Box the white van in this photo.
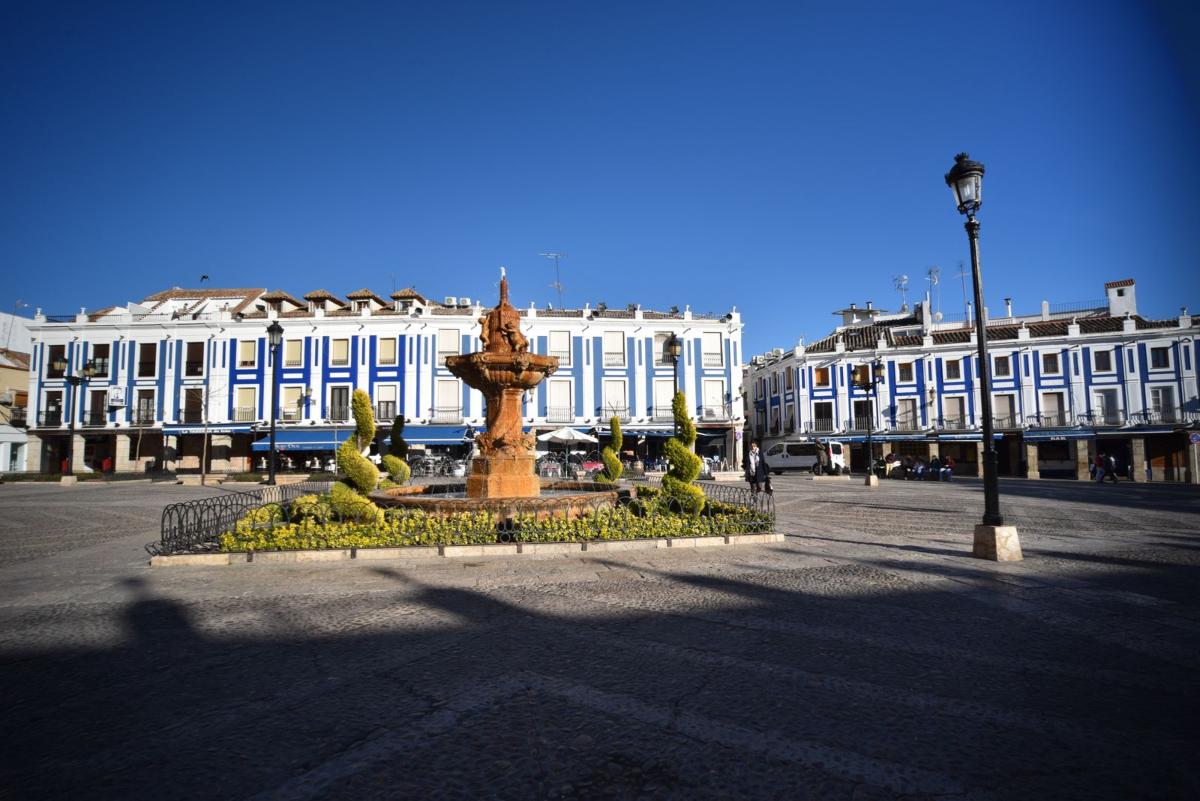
[763,440,846,475]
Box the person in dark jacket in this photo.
[743,441,771,494]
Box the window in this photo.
[785,369,794,391]
[284,340,303,368]
[1041,352,1060,375]
[993,355,1011,378]
[602,378,627,417]
[375,384,397,421]
[548,331,571,366]
[436,329,459,366]
[1149,386,1176,421]
[43,390,63,426]
[1093,389,1119,424]
[942,396,966,428]
[91,343,110,377]
[814,367,830,387]
[87,389,107,425]
[1041,392,1066,426]
[652,333,674,366]
[135,389,156,424]
[770,373,778,394]
[783,402,795,431]
[944,359,962,381]
[653,378,674,418]
[183,342,205,377]
[377,338,397,366]
[138,342,158,377]
[701,332,723,367]
[602,331,626,367]
[812,401,834,431]
[329,386,350,420]
[180,387,203,423]
[896,397,918,429]
[702,379,726,419]
[1150,346,1170,370]
[46,345,66,378]
[547,380,573,422]
[237,340,256,369]
[993,394,1015,427]
[435,379,461,421]
[898,362,914,383]
[234,387,257,421]
[1092,349,1113,373]
[330,339,350,367]
[280,386,303,420]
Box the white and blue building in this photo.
[24,285,744,474]
[747,279,1199,483]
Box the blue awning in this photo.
[252,429,353,452]
[1023,429,1093,442]
[935,432,1004,441]
[163,423,252,435]
[384,425,471,445]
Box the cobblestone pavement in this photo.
[1,477,1198,800]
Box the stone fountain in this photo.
[371,271,619,520]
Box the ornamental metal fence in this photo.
[152,476,773,556]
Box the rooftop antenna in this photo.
[540,252,566,309]
[925,265,941,320]
[892,274,909,310]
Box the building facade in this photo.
[24,286,744,474]
[746,279,1199,483]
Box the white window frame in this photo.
[702,378,726,418]
[1149,384,1175,413]
[942,395,967,424]
[134,388,158,423]
[435,378,461,415]
[1148,345,1172,371]
[377,337,398,366]
[814,366,831,388]
[546,379,574,421]
[283,339,303,368]
[330,338,350,367]
[993,354,1011,378]
[602,331,626,368]
[602,378,627,415]
[548,331,572,367]
[943,358,962,381]
[236,339,257,370]
[897,362,915,384]
[1091,348,1114,374]
[137,341,160,378]
[436,329,460,366]
[327,384,352,419]
[234,386,257,422]
[1041,351,1062,376]
[279,385,304,421]
[701,332,724,368]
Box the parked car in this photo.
[764,440,846,475]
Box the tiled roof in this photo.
[302,289,346,305]
[345,288,387,303]
[0,348,31,370]
[1104,279,1135,288]
[260,289,304,306]
[1135,317,1181,330]
[140,287,265,315]
[390,287,426,301]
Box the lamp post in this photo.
[53,356,97,478]
[266,321,284,485]
[944,152,1022,560]
[665,333,683,438]
[853,360,885,486]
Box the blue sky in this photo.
[2,1,1197,356]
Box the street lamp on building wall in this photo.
[664,333,683,438]
[944,153,1022,561]
[853,360,885,487]
[266,321,284,485]
[51,355,97,479]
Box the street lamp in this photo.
[266,321,284,485]
[664,333,683,438]
[53,356,97,478]
[853,360,885,487]
[944,152,1022,561]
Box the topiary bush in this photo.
[329,481,384,523]
[598,415,623,483]
[381,454,411,485]
[661,391,705,514]
[336,389,380,494]
[389,417,409,460]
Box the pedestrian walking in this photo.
[1094,453,1106,483]
[1105,453,1119,484]
[743,440,771,494]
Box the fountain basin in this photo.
[369,480,620,523]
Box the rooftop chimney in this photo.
[1004,297,1013,318]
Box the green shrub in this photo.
[329,481,384,523]
[336,388,380,493]
[598,416,623,483]
[661,391,705,514]
[381,454,410,485]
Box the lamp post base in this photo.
[864,474,879,488]
[972,524,1023,561]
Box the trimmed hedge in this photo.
[598,415,623,483]
[336,388,380,493]
[381,454,410,485]
[662,391,705,513]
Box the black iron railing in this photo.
[432,406,463,423]
[546,406,574,423]
[180,410,204,424]
[808,418,836,433]
[38,410,64,427]
[233,407,257,422]
[328,405,350,422]
[1027,412,1070,427]
[184,360,204,377]
[83,411,107,426]
[699,404,729,421]
[651,406,674,422]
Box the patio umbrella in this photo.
[536,427,599,472]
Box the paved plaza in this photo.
[1,476,1198,800]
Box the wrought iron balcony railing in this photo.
[599,405,630,422]
[1075,411,1124,427]
[699,404,729,421]
[546,406,574,423]
[1130,408,1187,425]
[232,406,258,423]
[891,415,921,431]
[132,408,157,426]
[1026,412,1070,427]
[603,352,625,367]
[432,406,463,423]
[651,405,674,422]
[327,405,350,422]
[937,415,971,430]
[375,402,396,422]
[38,410,64,426]
[179,410,204,424]
[808,418,836,433]
[702,353,723,368]
[8,406,27,426]
[992,414,1023,429]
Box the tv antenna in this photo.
[540,252,566,308]
[892,274,909,310]
[925,265,941,319]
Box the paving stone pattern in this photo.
[1,477,1198,800]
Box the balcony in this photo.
[846,417,876,432]
[432,406,463,423]
[891,415,921,431]
[699,404,729,421]
[1076,411,1124,427]
[179,409,204,424]
[1026,412,1070,428]
[546,406,574,423]
[232,407,258,423]
[602,352,625,367]
[992,414,1022,429]
[937,415,971,431]
[375,402,397,422]
[548,350,571,366]
[1131,408,1189,425]
[279,407,303,422]
[702,353,723,368]
[328,405,350,422]
[808,418,836,433]
[599,405,630,422]
[8,406,27,426]
[184,360,204,377]
[81,410,107,426]
[132,408,157,426]
[38,410,63,427]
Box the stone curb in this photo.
[148,533,783,567]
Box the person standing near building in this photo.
[1104,452,1119,484]
[1094,453,1106,483]
[743,441,770,494]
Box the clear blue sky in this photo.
[3,1,1197,356]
